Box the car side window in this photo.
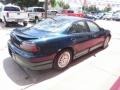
[87,21,100,32]
[69,21,88,33]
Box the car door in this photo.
[68,21,92,58]
[86,20,105,51]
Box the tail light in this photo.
[20,41,40,53]
[7,12,9,17]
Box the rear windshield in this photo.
[4,7,20,11]
[33,18,72,33]
[34,8,45,12]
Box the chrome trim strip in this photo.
[89,43,103,52]
[74,49,89,59]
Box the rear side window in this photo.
[34,8,45,12]
[87,21,100,32]
[4,7,20,11]
[69,21,88,33]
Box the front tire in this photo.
[0,19,2,22]
[53,49,73,70]
[35,16,39,23]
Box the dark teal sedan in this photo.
[8,16,111,70]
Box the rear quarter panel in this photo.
[35,35,73,56]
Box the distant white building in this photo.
[87,0,120,11]
[65,0,83,11]
[38,0,83,11]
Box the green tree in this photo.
[57,0,70,9]
[63,4,70,9]
[50,0,56,8]
[104,6,111,12]
[37,2,44,7]
[11,0,39,7]
[83,5,100,13]
[58,0,64,8]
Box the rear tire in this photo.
[35,16,39,23]
[23,21,27,26]
[4,17,10,27]
[53,49,73,70]
[0,19,2,22]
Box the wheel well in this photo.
[59,47,74,56]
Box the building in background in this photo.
[87,0,120,11]
[63,0,120,11]
[1,0,120,11]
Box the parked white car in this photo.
[27,7,45,22]
[47,10,58,18]
[0,4,28,26]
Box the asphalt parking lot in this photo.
[0,20,120,90]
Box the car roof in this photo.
[54,16,87,22]
[4,4,20,8]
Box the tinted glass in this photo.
[69,21,88,33]
[4,7,20,11]
[33,18,72,33]
[34,8,45,12]
[87,21,100,32]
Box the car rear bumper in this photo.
[8,41,53,70]
[6,18,28,22]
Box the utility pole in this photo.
[45,0,48,18]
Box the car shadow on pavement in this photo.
[3,57,64,86]
[3,48,104,87]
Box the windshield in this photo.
[4,6,20,11]
[33,18,72,33]
[34,8,45,12]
